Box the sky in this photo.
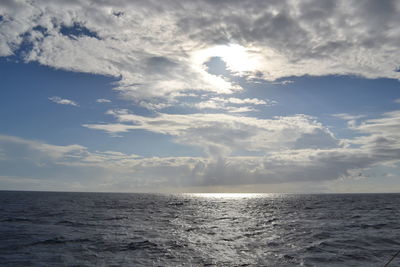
[0,0,400,193]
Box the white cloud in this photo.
[348,111,400,162]
[81,109,400,190]
[0,135,86,159]
[0,135,140,168]
[225,106,257,113]
[83,109,341,157]
[332,113,365,120]
[2,109,400,191]
[96,98,111,103]
[190,96,276,112]
[0,123,399,192]
[351,111,400,136]
[49,96,79,106]
[271,80,294,85]
[1,0,399,106]
[209,97,273,106]
[2,1,400,192]
[82,123,137,134]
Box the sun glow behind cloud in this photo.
[192,44,263,74]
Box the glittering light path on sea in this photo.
[0,192,400,266]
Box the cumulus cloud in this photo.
[1,0,400,107]
[49,96,79,106]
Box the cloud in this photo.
[332,113,365,120]
[82,123,137,134]
[1,0,399,107]
[224,97,272,105]
[96,98,111,103]
[49,96,79,106]
[0,135,141,169]
[349,111,400,162]
[2,1,400,192]
[80,109,399,189]
[83,109,341,157]
[351,111,400,136]
[190,96,276,112]
[271,80,294,85]
[2,110,400,191]
[0,135,86,159]
[1,115,400,191]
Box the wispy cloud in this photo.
[96,98,111,103]
[332,113,365,120]
[190,96,276,112]
[49,96,79,106]
[83,109,341,156]
[271,80,294,85]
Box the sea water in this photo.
[0,191,399,266]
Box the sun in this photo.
[193,44,262,74]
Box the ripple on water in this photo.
[0,192,400,266]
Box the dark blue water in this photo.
[0,192,399,266]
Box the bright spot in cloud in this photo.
[193,44,263,74]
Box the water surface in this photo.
[0,191,399,266]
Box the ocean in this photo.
[0,191,399,266]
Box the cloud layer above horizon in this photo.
[1,107,400,192]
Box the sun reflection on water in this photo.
[186,193,270,199]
